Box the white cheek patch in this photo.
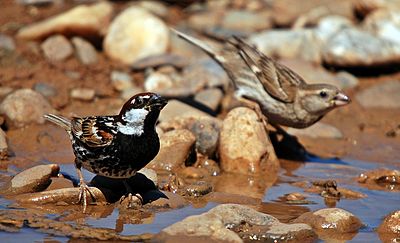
[118,108,149,135]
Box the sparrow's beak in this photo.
[147,94,168,110]
[333,92,351,106]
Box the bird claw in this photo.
[78,182,96,212]
[119,193,143,209]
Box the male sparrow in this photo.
[173,29,350,129]
[44,92,167,210]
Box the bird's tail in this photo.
[44,114,71,131]
[171,28,226,64]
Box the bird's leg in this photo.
[75,160,96,212]
[119,180,142,209]
[237,97,269,130]
[271,124,306,156]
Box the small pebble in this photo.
[70,88,95,101]
[111,70,133,91]
[71,37,98,65]
[41,35,73,61]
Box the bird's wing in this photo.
[232,36,304,103]
[71,116,116,147]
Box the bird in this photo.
[44,92,167,210]
[172,29,350,130]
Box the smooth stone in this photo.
[356,80,400,108]
[358,168,400,188]
[287,122,343,139]
[104,6,169,65]
[378,210,400,234]
[17,2,113,40]
[314,15,353,43]
[0,89,55,127]
[218,107,280,175]
[249,29,321,63]
[1,164,59,195]
[0,128,8,160]
[0,87,14,99]
[33,82,57,98]
[41,35,73,61]
[110,70,133,92]
[364,9,400,45]
[294,208,363,233]
[131,54,187,70]
[197,157,220,176]
[0,34,16,52]
[146,190,187,209]
[70,88,95,101]
[158,100,210,123]
[136,0,168,18]
[45,177,74,191]
[71,37,98,65]
[185,58,230,89]
[221,10,272,32]
[194,88,223,111]
[183,181,212,197]
[147,129,196,171]
[321,28,400,67]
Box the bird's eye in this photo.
[135,97,143,105]
[319,91,327,98]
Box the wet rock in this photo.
[41,35,73,62]
[0,34,16,52]
[287,122,343,139]
[17,2,113,40]
[386,124,400,138]
[221,10,272,33]
[131,54,186,71]
[183,181,212,197]
[364,9,400,45]
[0,128,8,160]
[33,82,57,98]
[110,70,133,92]
[321,28,400,67]
[249,29,321,63]
[356,80,400,108]
[179,167,208,179]
[194,88,223,111]
[146,190,187,209]
[45,177,74,191]
[104,6,169,65]
[0,89,55,127]
[147,129,196,171]
[71,37,98,65]
[70,88,95,101]
[197,157,220,176]
[158,100,210,123]
[336,71,359,89]
[1,164,59,195]
[15,187,106,205]
[159,174,185,193]
[358,168,400,190]
[378,210,400,234]
[218,107,279,175]
[294,208,363,233]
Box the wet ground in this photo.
[1,0,400,242]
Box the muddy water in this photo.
[1,153,398,242]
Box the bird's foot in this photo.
[119,193,143,209]
[238,97,269,130]
[78,182,96,212]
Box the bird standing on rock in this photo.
[44,92,167,210]
[173,29,350,129]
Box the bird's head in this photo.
[118,92,167,135]
[298,84,350,116]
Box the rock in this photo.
[0,128,8,160]
[157,204,313,242]
[356,80,400,108]
[194,88,223,111]
[321,28,400,67]
[159,116,221,157]
[14,187,106,205]
[183,181,212,197]
[1,164,60,195]
[33,82,57,98]
[16,0,61,6]
[364,9,400,45]
[378,210,400,234]
[0,34,16,52]
[41,35,73,62]
[294,208,363,233]
[136,0,168,18]
[185,59,230,89]
[249,29,322,63]
[45,177,74,191]
[110,70,133,92]
[218,107,279,175]
[358,168,400,190]
[70,88,95,101]
[221,10,272,33]
[120,86,144,101]
[147,129,196,171]
[0,89,55,127]
[71,37,98,65]
[287,122,343,139]
[314,15,353,44]
[0,87,14,99]
[147,190,187,209]
[17,2,113,40]
[158,100,210,123]
[179,167,208,179]
[131,54,187,71]
[197,157,220,176]
[336,71,359,89]
[104,6,169,65]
